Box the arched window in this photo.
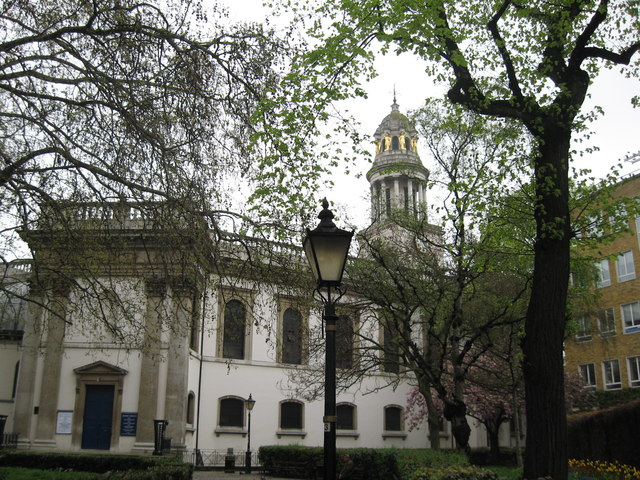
[281,308,303,364]
[218,397,245,428]
[392,136,400,150]
[280,400,304,430]
[336,403,356,431]
[223,300,246,359]
[187,391,196,425]
[336,315,354,369]
[384,405,403,431]
[383,324,400,373]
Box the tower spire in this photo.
[392,85,399,111]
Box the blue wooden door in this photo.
[81,385,114,450]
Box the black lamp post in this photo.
[303,199,353,480]
[245,393,256,474]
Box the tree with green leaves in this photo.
[275,1,639,476]
[0,0,334,342]
[286,102,531,452]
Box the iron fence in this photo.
[184,449,261,469]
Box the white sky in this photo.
[221,0,640,229]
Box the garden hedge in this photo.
[567,398,640,468]
[259,445,489,480]
[0,451,192,480]
[259,445,399,479]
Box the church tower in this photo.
[366,97,429,223]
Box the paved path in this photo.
[193,470,290,480]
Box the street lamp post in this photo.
[303,199,353,480]
[245,393,256,474]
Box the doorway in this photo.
[81,385,114,450]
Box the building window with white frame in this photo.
[616,251,636,282]
[218,396,245,429]
[578,363,596,390]
[281,307,304,365]
[279,400,304,431]
[187,391,196,425]
[597,308,616,337]
[336,314,355,370]
[602,359,621,390]
[621,301,640,334]
[595,259,611,288]
[628,356,640,388]
[337,403,356,431]
[575,315,592,342]
[222,299,247,359]
[384,405,404,431]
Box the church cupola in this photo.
[366,97,429,223]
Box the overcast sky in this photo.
[221,0,640,229]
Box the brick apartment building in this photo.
[565,173,640,392]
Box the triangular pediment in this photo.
[74,360,128,376]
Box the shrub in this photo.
[396,449,469,479]
[408,465,500,480]
[0,452,192,480]
[568,399,640,468]
[258,445,400,479]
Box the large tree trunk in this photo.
[522,125,571,480]
[422,387,442,450]
[443,398,471,453]
[485,419,502,465]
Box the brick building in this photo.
[565,173,640,392]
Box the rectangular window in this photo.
[579,363,596,389]
[336,314,354,370]
[382,323,400,373]
[575,315,592,343]
[336,404,355,430]
[621,302,640,334]
[384,406,403,431]
[280,401,304,430]
[616,251,636,282]
[602,359,621,390]
[628,356,640,388]
[597,308,616,337]
[596,259,611,288]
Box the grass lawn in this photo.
[484,465,522,480]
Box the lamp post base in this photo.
[245,450,252,473]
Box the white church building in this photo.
[0,101,516,463]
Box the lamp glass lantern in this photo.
[245,394,256,412]
[303,199,353,287]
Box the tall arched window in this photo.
[392,136,400,150]
[336,315,354,369]
[223,300,246,359]
[186,391,196,425]
[281,307,303,364]
[383,323,400,373]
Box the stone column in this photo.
[381,181,387,216]
[134,280,164,447]
[13,289,44,444]
[34,288,68,446]
[393,178,400,209]
[163,285,194,449]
